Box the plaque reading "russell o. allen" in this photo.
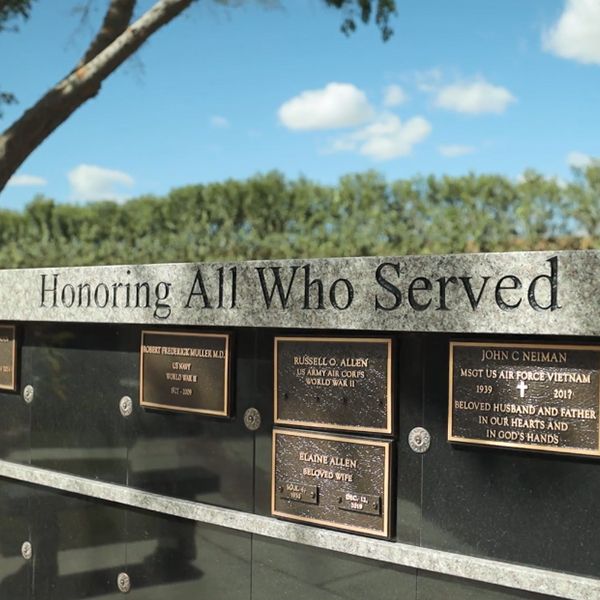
[274,337,393,434]
[272,428,392,538]
[140,330,231,416]
[0,325,16,391]
[449,341,600,456]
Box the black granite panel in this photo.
[0,383,29,464]
[28,323,133,484]
[395,333,424,545]
[252,536,416,600]
[421,334,600,578]
[0,478,31,599]
[30,487,125,599]
[126,508,251,598]
[248,328,276,516]
[127,327,254,511]
[417,572,556,600]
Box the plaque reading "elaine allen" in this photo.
[274,337,393,434]
[140,330,231,416]
[449,341,600,456]
[0,325,16,391]
[272,428,392,538]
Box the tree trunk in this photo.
[0,0,194,192]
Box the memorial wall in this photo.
[0,250,598,599]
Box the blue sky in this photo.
[1,0,599,209]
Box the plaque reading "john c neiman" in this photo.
[0,325,16,391]
[274,337,393,434]
[272,428,392,538]
[140,330,231,416]
[449,341,600,456]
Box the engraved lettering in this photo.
[256,266,299,308]
[528,256,561,311]
[374,262,402,311]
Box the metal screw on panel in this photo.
[119,396,133,418]
[243,408,261,431]
[23,385,34,404]
[408,427,431,454]
[21,541,32,560]
[117,572,131,593]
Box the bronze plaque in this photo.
[140,330,231,416]
[0,325,16,391]
[272,428,392,538]
[449,341,600,456]
[274,337,393,434]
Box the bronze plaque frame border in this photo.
[0,324,16,392]
[273,336,394,435]
[271,428,392,538]
[139,329,231,417]
[448,340,600,457]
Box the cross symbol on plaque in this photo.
[516,380,528,398]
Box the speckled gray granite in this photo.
[0,250,598,335]
[0,459,598,599]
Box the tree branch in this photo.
[0,0,194,192]
[77,0,136,67]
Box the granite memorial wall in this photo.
[0,250,598,599]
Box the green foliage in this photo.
[0,90,16,118]
[324,0,396,40]
[0,0,34,31]
[0,168,597,269]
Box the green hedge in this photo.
[1,168,598,268]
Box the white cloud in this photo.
[383,84,407,107]
[415,68,443,93]
[330,113,431,161]
[567,151,593,169]
[438,144,475,158]
[7,174,47,187]
[68,164,134,202]
[435,79,516,114]
[278,83,374,131]
[210,115,230,128]
[544,0,600,65]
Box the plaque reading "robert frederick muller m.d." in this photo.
[274,336,393,434]
[0,325,16,391]
[449,341,600,457]
[140,330,231,416]
[272,428,392,538]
